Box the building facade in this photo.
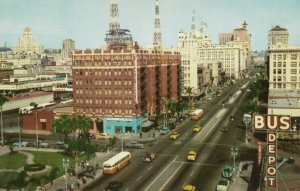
[268,25,289,48]
[268,44,300,90]
[62,39,75,58]
[72,45,180,134]
[219,22,252,66]
[178,28,246,96]
[12,27,44,55]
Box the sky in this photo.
[0,0,300,51]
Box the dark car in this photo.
[104,181,123,191]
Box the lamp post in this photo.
[63,158,69,191]
[243,114,252,144]
[231,147,239,169]
[18,115,21,147]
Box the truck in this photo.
[190,109,204,120]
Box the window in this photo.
[291,54,297,60]
[273,62,276,67]
[291,62,297,67]
[291,76,297,81]
[273,55,276,60]
[291,69,297,74]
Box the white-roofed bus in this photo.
[103,151,131,174]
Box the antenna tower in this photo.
[153,0,162,46]
[191,10,195,31]
[105,0,132,48]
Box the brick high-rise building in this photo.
[72,44,180,134]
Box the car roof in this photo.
[183,184,195,190]
[188,151,196,155]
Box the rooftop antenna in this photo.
[191,10,195,31]
[109,0,120,31]
[153,0,162,46]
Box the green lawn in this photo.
[0,151,90,189]
[0,152,27,169]
[0,172,19,189]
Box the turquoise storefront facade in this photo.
[104,116,142,134]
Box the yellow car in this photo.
[182,184,196,191]
[169,131,180,140]
[193,125,202,132]
[187,150,197,161]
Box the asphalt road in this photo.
[84,80,257,191]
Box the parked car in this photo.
[32,140,49,148]
[160,127,170,135]
[182,184,196,191]
[95,133,113,140]
[193,125,202,133]
[222,165,235,178]
[169,131,180,140]
[38,140,49,148]
[12,141,28,147]
[104,180,123,191]
[186,150,197,161]
[125,141,144,149]
[56,141,69,149]
[216,179,230,191]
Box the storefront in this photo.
[104,116,142,134]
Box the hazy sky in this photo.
[1,0,300,51]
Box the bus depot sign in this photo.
[254,115,292,189]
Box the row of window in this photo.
[75,70,133,76]
[273,54,299,60]
[74,61,134,67]
[273,76,300,82]
[75,98,134,105]
[273,69,300,74]
[75,80,133,86]
[273,62,300,67]
[75,89,133,95]
[75,108,134,115]
[272,83,299,89]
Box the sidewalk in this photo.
[46,152,112,191]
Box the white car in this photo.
[216,179,230,191]
[125,141,144,149]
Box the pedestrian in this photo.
[80,161,85,168]
[153,133,155,138]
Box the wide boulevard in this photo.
[85,79,256,191]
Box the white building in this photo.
[269,44,300,90]
[62,39,75,58]
[12,27,44,55]
[268,25,289,48]
[177,29,246,96]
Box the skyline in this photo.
[1,0,300,51]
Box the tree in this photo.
[184,87,193,109]
[30,102,39,148]
[53,114,74,140]
[0,94,8,145]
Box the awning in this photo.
[141,120,154,128]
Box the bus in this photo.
[103,151,131,174]
[190,109,204,120]
[19,106,35,114]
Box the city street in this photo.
[84,80,257,191]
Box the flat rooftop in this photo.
[268,90,300,109]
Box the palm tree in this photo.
[0,94,8,145]
[53,114,73,141]
[30,102,38,148]
[185,86,193,108]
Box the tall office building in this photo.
[268,25,289,48]
[219,21,252,65]
[12,27,44,55]
[268,26,300,90]
[62,39,75,58]
[72,0,180,134]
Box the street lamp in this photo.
[243,114,252,144]
[231,147,239,169]
[62,158,70,191]
[18,115,21,147]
